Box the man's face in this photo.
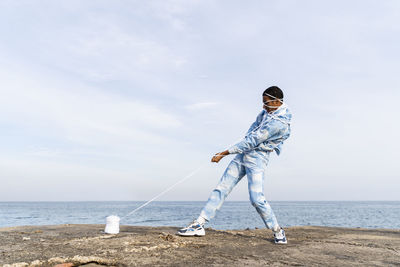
[263,95,281,112]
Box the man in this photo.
[177,86,292,244]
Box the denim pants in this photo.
[199,150,279,229]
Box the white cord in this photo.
[122,164,207,218]
[122,104,290,219]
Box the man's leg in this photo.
[177,154,247,236]
[198,153,247,222]
[244,151,280,231]
[244,152,287,244]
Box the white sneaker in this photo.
[274,228,287,244]
[177,220,205,236]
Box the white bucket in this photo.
[104,215,120,234]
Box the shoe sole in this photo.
[177,232,205,237]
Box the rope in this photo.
[122,164,207,218]
[122,103,290,218]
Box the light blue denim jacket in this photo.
[228,103,292,155]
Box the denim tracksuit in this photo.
[199,103,292,229]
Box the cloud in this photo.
[0,0,399,201]
[184,102,218,111]
[0,58,183,150]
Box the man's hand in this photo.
[211,150,230,163]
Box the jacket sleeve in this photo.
[245,111,263,135]
[228,119,284,154]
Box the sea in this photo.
[1,201,399,230]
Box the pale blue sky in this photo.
[0,0,399,201]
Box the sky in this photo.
[0,0,399,201]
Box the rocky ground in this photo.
[0,224,399,266]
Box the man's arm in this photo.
[211,111,267,163]
[228,120,284,154]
